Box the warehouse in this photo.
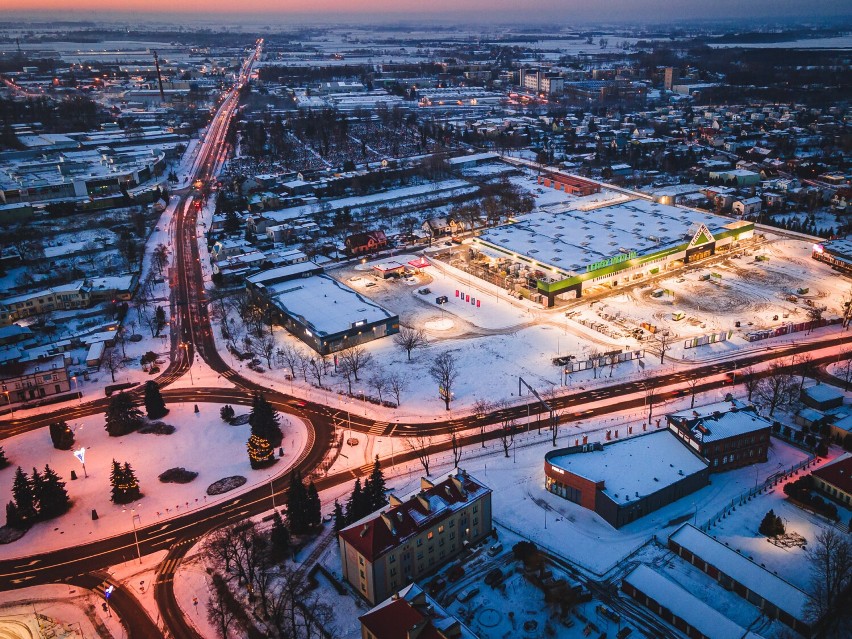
[544,430,709,528]
[247,263,399,354]
[812,237,852,273]
[471,199,754,306]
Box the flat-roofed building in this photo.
[0,354,70,409]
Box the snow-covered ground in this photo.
[0,402,307,559]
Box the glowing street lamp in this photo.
[122,507,142,564]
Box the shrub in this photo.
[138,422,176,435]
[158,468,198,484]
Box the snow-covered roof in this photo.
[266,274,396,338]
[669,524,810,624]
[802,384,844,404]
[623,565,765,639]
[547,430,708,505]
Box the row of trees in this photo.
[333,456,387,531]
[5,466,70,530]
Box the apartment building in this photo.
[0,354,71,408]
[0,282,92,326]
[338,468,492,605]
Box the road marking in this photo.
[368,421,389,435]
[150,537,176,547]
[10,576,35,584]
[13,559,40,568]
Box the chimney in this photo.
[420,477,434,490]
[389,494,403,507]
[417,492,431,512]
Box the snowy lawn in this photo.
[0,402,307,559]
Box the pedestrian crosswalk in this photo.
[368,421,390,436]
[156,557,182,583]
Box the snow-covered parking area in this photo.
[0,402,307,559]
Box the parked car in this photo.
[456,586,480,602]
[484,568,503,586]
[487,542,503,557]
[447,564,465,582]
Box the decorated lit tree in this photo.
[110,460,141,504]
[248,392,282,447]
[105,392,143,437]
[247,434,274,470]
[143,381,168,419]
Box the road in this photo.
[2,39,852,638]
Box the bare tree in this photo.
[498,420,515,458]
[152,243,169,277]
[806,305,825,334]
[368,373,387,403]
[552,407,568,447]
[429,352,459,410]
[655,331,672,364]
[339,346,373,382]
[472,398,491,447]
[756,363,797,417]
[741,366,760,401]
[792,353,816,392]
[104,347,124,383]
[338,356,355,394]
[207,574,237,639]
[806,528,852,623]
[386,372,407,406]
[278,344,303,379]
[687,376,700,408]
[259,335,276,369]
[406,435,433,476]
[307,355,330,388]
[838,353,852,392]
[394,326,427,361]
[450,428,463,467]
[642,380,656,425]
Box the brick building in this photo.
[359,583,477,639]
[666,401,771,471]
[338,469,492,605]
[811,453,852,509]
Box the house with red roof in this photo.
[359,583,477,639]
[812,453,852,509]
[338,468,492,605]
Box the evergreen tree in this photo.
[759,509,782,537]
[11,467,37,526]
[306,481,321,530]
[333,500,346,532]
[286,470,308,534]
[104,392,143,437]
[154,306,167,337]
[247,434,274,469]
[5,500,23,529]
[364,455,387,511]
[220,405,235,422]
[143,381,168,419]
[37,465,70,519]
[248,393,282,447]
[270,511,290,560]
[110,460,141,504]
[30,467,45,515]
[346,477,367,523]
[0,446,9,469]
[49,421,75,450]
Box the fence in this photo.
[699,453,817,532]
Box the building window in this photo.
[449,520,455,528]
[473,505,478,513]
[359,570,365,579]
[438,525,444,534]
[427,531,433,540]
[389,554,396,563]
[359,557,364,566]
[417,538,423,547]
[416,551,423,560]
[450,532,455,540]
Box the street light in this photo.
[2,390,13,418]
[267,474,277,513]
[72,445,88,478]
[122,507,142,564]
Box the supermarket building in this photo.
[471,198,754,307]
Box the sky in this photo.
[1,0,850,22]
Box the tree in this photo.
[758,509,785,537]
[473,398,491,447]
[278,344,303,379]
[406,436,433,476]
[220,405,235,422]
[364,456,387,511]
[0,446,9,469]
[655,331,672,364]
[11,467,37,527]
[154,306,167,337]
[270,511,290,561]
[48,421,75,450]
[333,500,347,532]
[104,347,125,383]
[806,528,852,623]
[248,392,282,447]
[687,377,701,408]
[756,364,797,417]
[346,477,368,523]
[741,366,760,401]
[339,346,372,382]
[307,355,330,388]
[793,354,816,392]
[386,372,407,407]
[286,470,309,535]
[394,326,427,361]
[368,373,388,403]
[429,352,459,410]
[498,416,515,459]
[143,380,168,419]
[258,335,275,368]
[35,465,69,519]
[5,501,24,530]
[305,481,321,530]
[207,574,236,639]
[104,392,143,437]
[110,460,141,504]
[247,434,275,469]
[450,429,464,467]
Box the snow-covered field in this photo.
[0,402,307,559]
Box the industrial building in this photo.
[471,197,754,306]
[544,430,710,528]
[812,237,852,273]
[339,469,492,605]
[246,263,399,354]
